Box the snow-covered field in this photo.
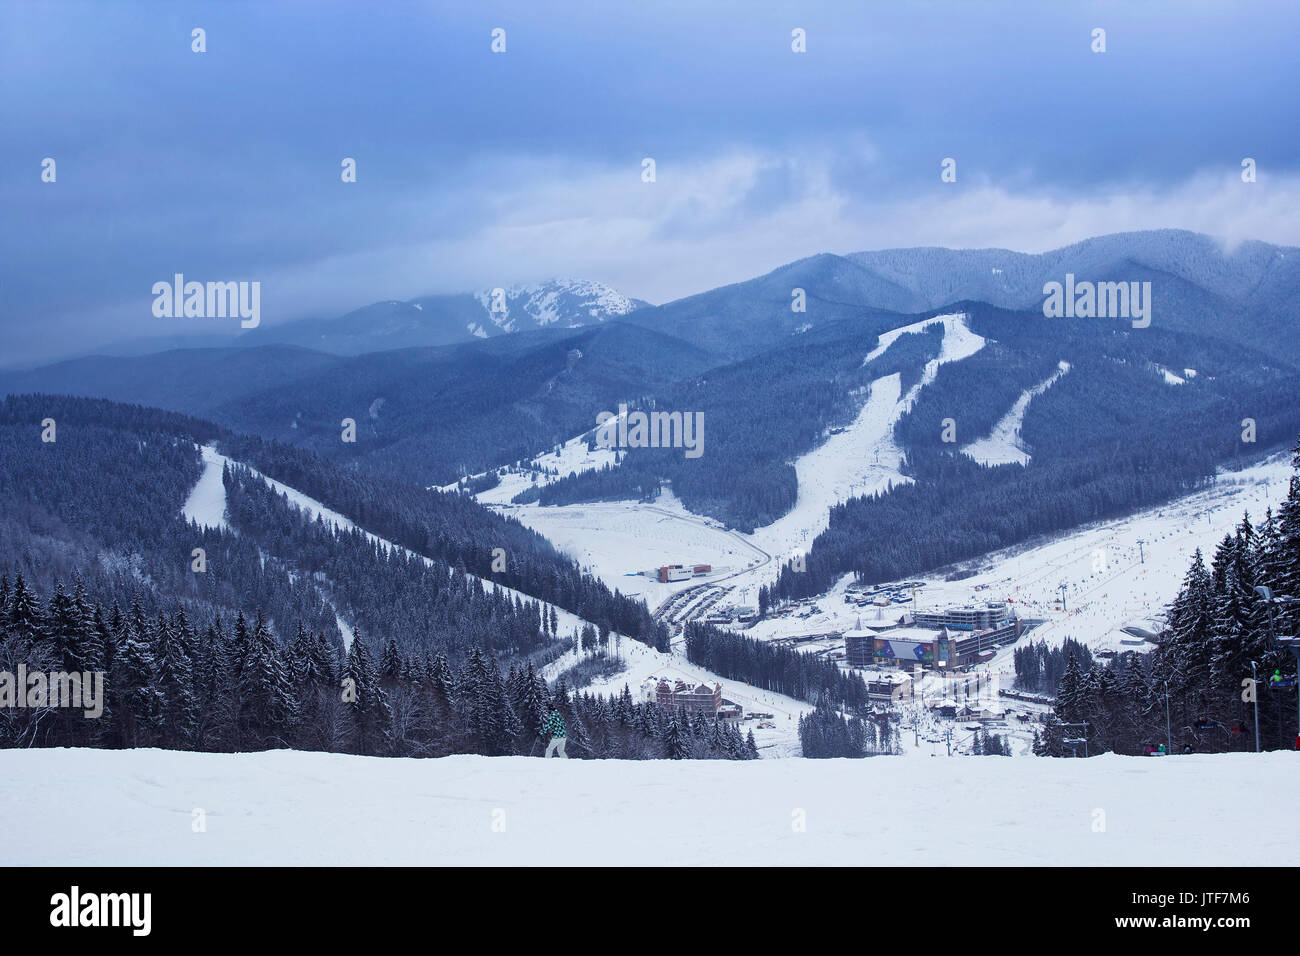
[4,747,1295,865]
[491,488,763,605]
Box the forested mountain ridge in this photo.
[626,230,1300,362]
[771,303,1300,598]
[517,321,946,530]
[0,394,664,659]
[0,322,717,487]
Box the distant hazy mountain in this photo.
[247,278,650,355]
[626,230,1300,361]
[0,322,715,486]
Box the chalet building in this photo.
[866,670,912,704]
[640,677,726,715]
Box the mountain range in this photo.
[4,228,1298,537]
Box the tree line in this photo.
[0,574,756,760]
[1038,439,1300,755]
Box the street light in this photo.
[1162,679,1172,755]
[1249,661,1261,754]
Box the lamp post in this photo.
[1162,679,1171,755]
[1249,661,1261,754]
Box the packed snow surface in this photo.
[181,445,230,530]
[3,747,1295,865]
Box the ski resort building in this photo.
[845,617,1021,671]
[640,677,727,716]
[914,602,1014,631]
[866,671,913,703]
[653,563,713,582]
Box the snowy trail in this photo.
[961,360,1070,467]
[181,445,231,530]
[5,747,1296,865]
[742,313,986,597]
[180,444,594,645]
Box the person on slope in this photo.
[541,708,568,758]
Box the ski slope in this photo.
[181,445,231,530]
[743,313,986,600]
[739,450,1293,696]
[4,747,1295,865]
[486,314,989,614]
[179,445,595,647]
[961,360,1070,467]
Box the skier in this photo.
[541,707,568,758]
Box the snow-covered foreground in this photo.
[4,748,1295,865]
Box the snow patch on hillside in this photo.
[435,428,621,504]
[4,747,1295,865]
[474,279,638,333]
[961,361,1070,467]
[1154,364,1186,385]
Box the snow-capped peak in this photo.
[474,278,641,333]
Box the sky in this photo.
[2,0,1298,365]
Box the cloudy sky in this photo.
[2,0,1298,364]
